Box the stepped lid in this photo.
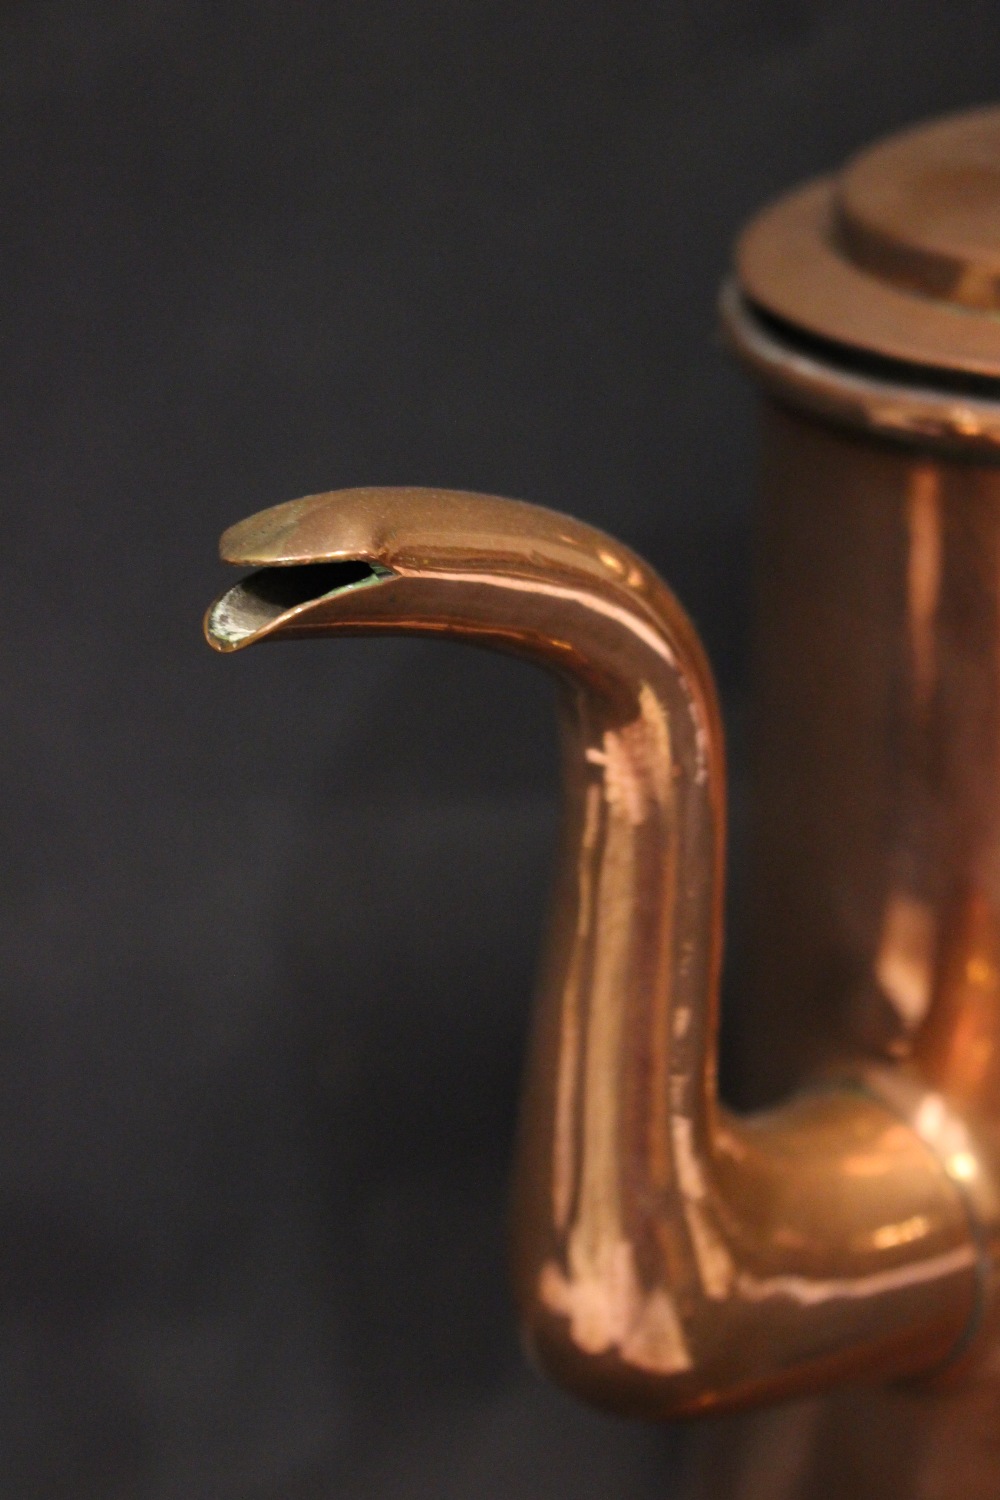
[738,105,1000,379]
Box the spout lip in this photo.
[214,486,638,577]
[203,558,397,652]
[218,487,464,568]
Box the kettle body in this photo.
[704,106,1000,1497]
[693,378,1000,1500]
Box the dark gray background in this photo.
[2,4,999,1496]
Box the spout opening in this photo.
[206,559,394,649]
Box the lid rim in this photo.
[721,282,1000,456]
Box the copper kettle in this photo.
[204,107,1000,1449]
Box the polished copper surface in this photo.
[201,103,1000,1452]
[737,105,1000,378]
[205,486,983,1419]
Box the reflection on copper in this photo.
[866,469,943,1045]
[205,487,984,1419]
[906,464,942,718]
[916,893,1000,1110]
[876,893,937,1034]
[868,1215,931,1251]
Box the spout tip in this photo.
[217,487,421,567]
[204,558,395,651]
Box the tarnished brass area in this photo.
[205,486,986,1419]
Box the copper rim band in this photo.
[721,281,1000,457]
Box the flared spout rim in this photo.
[204,557,397,652]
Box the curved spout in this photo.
[206,487,985,1417]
